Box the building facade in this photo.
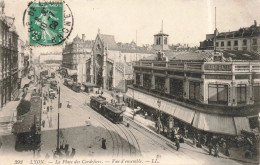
[199,21,260,52]
[0,5,19,108]
[39,52,62,64]
[133,52,260,107]
[86,32,153,91]
[127,50,260,135]
[18,39,25,79]
[62,34,93,82]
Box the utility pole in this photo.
[56,86,61,152]
[214,7,217,54]
[132,30,138,120]
[162,20,164,51]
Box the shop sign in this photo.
[205,74,232,80]
[204,64,232,71]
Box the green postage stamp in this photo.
[25,1,73,46]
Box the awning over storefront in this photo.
[174,105,195,124]
[125,88,254,136]
[67,69,77,76]
[234,117,251,135]
[193,112,236,135]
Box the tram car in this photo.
[90,96,123,123]
[90,96,107,112]
[71,83,81,93]
[103,104,124,124]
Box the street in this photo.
[0,75,245,165]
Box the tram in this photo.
[90,96,123,124]
[90,96,107,112]
[103,104,123,124]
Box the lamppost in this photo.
[157,98,161,134]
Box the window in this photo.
[227,41,231,46]
[143,74,151,88]
[253,83,260,103]
[234,40,238,46]
[208,84,228,105]
[164,37,167,45]
[170,78,183,97]
[253,38,257,45]
[216,42,219,47]
[237,84,247,104]
[221,42,224,47]
[189,81,200,101]
[155,76,165,91]
[243,39,247,46]
[136,74,141,85]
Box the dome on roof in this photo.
[73,34,81,42]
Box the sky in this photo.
[4,0,260,57]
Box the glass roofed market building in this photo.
[125,29,260,136]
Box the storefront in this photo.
[125,88,253,136]
[208,84,228,105]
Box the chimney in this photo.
[254,20,257,26]
[82,34,85,40]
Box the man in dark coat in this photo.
[102,138,106,149]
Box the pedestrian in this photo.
[42,120,45,128]
[176,136,180,151]
[70,148,76,158]
[145,112,148,119]
[209,138,213,155]
[214,143,219,157]
[223,140,230,156]
[0,139,2,149]
[193,133,197,146]
[102,138,106,149]
[184,126,188,138]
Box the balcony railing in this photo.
[134,60,260,73]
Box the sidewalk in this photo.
[100,90,258,164]
[0,89,24,135]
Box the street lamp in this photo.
[157,99,161,134]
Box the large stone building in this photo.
[126,49,260,136]
[0,2,19,108]
[86,31,153,91]
[199,20,260,52]
[18,39,25,79]
[62,34,93,82]
[39,52,62,64]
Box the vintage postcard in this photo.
[0,0,259,164]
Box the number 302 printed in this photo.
[14,160,23,164]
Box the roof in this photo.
[104,104,123,114]
[99,34,119,50]
[154,32,169,36]
[141,50,260,61]
[115,62,133,75]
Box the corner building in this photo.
[126,30,260,136]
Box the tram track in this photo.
[123,115,176,153]
[59,84,202,163]
[60,85,120,157]
[61,86,128,157]
[80,92,142,157]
